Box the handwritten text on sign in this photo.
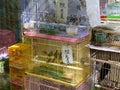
[62,45,73,64]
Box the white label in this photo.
[61,45,73,64]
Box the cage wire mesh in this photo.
[0,0,21,42]
[90,49,120,90]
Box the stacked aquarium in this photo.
[20,0,92,90]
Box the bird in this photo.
[99,63,111,81]
[47,51,54,62]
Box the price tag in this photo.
[61,45,73,64]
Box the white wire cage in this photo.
[90,49,120,90]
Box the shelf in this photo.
[87,44,120,53]
[24,32,89,43]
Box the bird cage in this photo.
[89,46,120,90]
[21,0,93,89]
[8,43,32,90]
[91,22,120,47]
[8,43,32,68]
[23,34,91,87]
[106,1,120,18]
[24,74,91,90]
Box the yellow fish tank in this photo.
[23,34,91,87]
